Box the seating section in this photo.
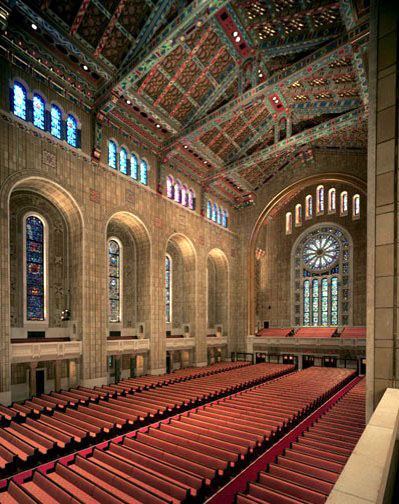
[0,362,293,479]
[255,328,293,338]
[294,327,337,338]
[340,327,366,338]
[0,367,355,503]
[237,378,365,504]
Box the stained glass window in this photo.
[217,207,223,225]
[312,279,319,325]
[353,194,360,217]
[140,159,148,185]
[131,154,138,179]
[166,255,171,323]
[212,203,217,222]
[108,140,117,168]
[173,181,180,203]
[67,114,77,147]
[340,191,348,215]
[166,176,174,199]
[181,186,188,206]
[13,82,27,120]
[303,234,340,271]
[331,277,338,324]
[321,278,329,326]
[33,94,45,130]
[223,210,228,228]
[328,188,336,212]
[317,185,324,213]
[303,280,310,326]
[50,105,62,139]
[109,239,121,323]
[207,200,212,219]
[120,148,128,175]
[26,216,45,321]
[295,204,302,226]
[305,196,312,218]
[188,189,195,210]
[286,212,292,234]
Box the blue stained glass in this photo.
[181,186,188,206]
[67,114,77,147]
[166,176,174,198]
[51,105,62,138]
[318,186,324,212]
[217,207,222,225]
[108,140,117,169]
[223,210,228,228]
[188,189,195,210]
[33,94,45,130]
[331,277,338,325]
[13,82,27,120]
[131,154,138,179]
[26,216,44,321]
[207,201,212,219]
[312,279,319,326]
[109,240,120,322]
[321,278,328,326]
[303,280,310,326]
[140,159,148,185]
[120,148,128,175]
[212,203,217,222]
[166,256,171,323]
[174,182,181,203]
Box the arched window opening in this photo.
[26,215,45,321]
[50,105,62,139]
[340,191,348,215]
[353,194,360,217]
[285,212,292,234]
[207,200,212,219]
[140,159,148,185]
[328,188,336,213]
[217,206,223,225]
[166,255,172,323]
[131,153,138,179]
[223,210,228,228]
[13,82,27,120]
[321,278,328,325]
[295,204,302,226]
[166,176,174,199]
[212,203,218,222]
[66,114,78,147]
[316,185,324,213]
[312,279,319,326]
[108,239,121,323]
[120,148,128,175]
[305,195,312,219]
[33,94,45,130]
[174,181,181,203]
[108,140,117,169]
[181,185,188,206]
[303,280,310,325]
[331,277,338,324]
[188,189,195,210]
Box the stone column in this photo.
[68,359,78,388]
[0,202,11,406]
[54,360,62,392]
[29,362,38,397]
[367,0,399,418]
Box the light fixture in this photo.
[83,64,89,71]
[235,36,241,43]
[259,73,263,78]
[156,123,161,128]
[204,161,208,164]
[31,23,38,30]
[233,31,238,37]
[184,145,188,149]
[126,99,131,105]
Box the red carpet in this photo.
[206,375,363,504]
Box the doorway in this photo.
[323,356,337,368]
[360,358,366,375]
[166,353,171,374]
[303,355,314,369]
[36,369,45,395]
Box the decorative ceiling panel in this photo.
[101,26,131,66]
[49,0,83,27]
[77,3,109,48]
[118,0,151,38]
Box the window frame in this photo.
[108,237,123,324]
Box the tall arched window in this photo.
[66,114,78,147]
[295,204,302,226]
[217,206,223,225]
[174,181,181,203]
[305,195,312,219]
[33,94,45,130]
[50,105,62,139]
[25,215,45,321]
[340,191,348,215]
[131,153,138,179]
[13,82,27,120]
[328,188,336,213]
[223,209,228,228]
[166,255,172,323]
[286,212,292,234]
[212,203,217,222]
[181,185,188,206]
[166,176,174,199]
[188,189,195,210]
[207,200,212,219]
[120,147,128,175]
[108,140,117,169]
[108,239,121,323]
[292,225,352,326]
[140,159,148,185]
[353,194,360,218]
[316,185,324,213]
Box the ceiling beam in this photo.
[351,46,368,105]
[94,0,128,57]
[340,0,358,31]
[203,106,366,181]
[291,98,363,114]
[172,20,369,145]
[69,0,91,36]
[227,118,274,162]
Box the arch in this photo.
[66,114,78,147]
[247,173,367,334]
[340,190,348,215]
[32,93,45,130]
[13,81,27,120]
[285,212,292,234]
[353,193,360,218]
[140,158,148,185]
[305,195,312,219]
[328,188,336,213]
[108,139,118,169]
[295,204,302,226]
[316,184,324,214]
[50,104,62,139]
[130,152,139,179]
[119,147,128,175]
[207,248,229,335]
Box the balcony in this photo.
[166,337,195,350]
[107,338,150,355]
[206,336,228,347]
[11,340,82,363]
